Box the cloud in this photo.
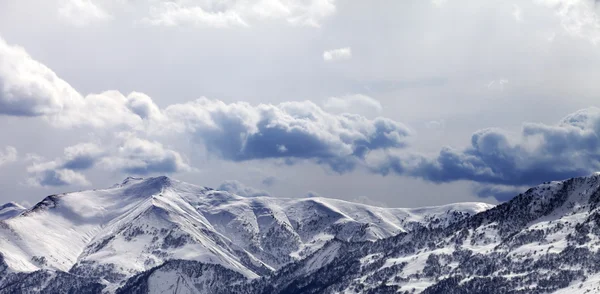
[101,136,191,175]
[61,143,105,170]
[26,137,190,187]
[261,176,276,186]
[538,0,600,44]
[373,107,600,187]
[165,97,411,173]
[473,184,527,202]
[323,47,352,62]
[0,36,79,117]
[58,0,111,26]
[350,195,387,207]
[142,2,248,28]
[0,38,409,176]
[218,180,270,197]
[306,191,320,198]
[70,0,336,28]
[322,94,383,118]
[512,4,523,22]
[0,146,17,166]
[27,160,90,187]
[0,36,162,129]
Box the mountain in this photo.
[12,174,600,293]
[0,176,492,293]
[232,173,600,294]
[0,202,25,221]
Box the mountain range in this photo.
[2,174,600,293]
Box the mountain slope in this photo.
[0,176,492,292]
[0,202,25,221]
[234,173,600,294]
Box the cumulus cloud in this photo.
[322,94,383,118]
[27,160,90,187]
[0,38,409,175]
[26,137,190,187]
[323,47,352,62]
[373,107,600,188]
[0,36,80,117]
[0,146,17,166]
[58,0,111,26]
[0,36,163,129]
[165,97,411,172]
[102,136,191,175]
[218,180,270,197]
[61,143,105,170]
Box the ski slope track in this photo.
[0,174,536,293]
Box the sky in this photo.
[1,0,600,208]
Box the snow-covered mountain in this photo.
[0,176,492,293]
[0,202,25,221]
[232,173,600,294]
[12,174,600,293]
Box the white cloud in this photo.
[0,146,17,166]
[27,159,90,187]
[431,0,448,8]
[101,136,191,175]
[0,36,80,117]
[513,4,523,22]
[145,0,336,28]
[0,38,410,176]
[323,47,352,62]
[218,180,270,197]
[58,0,111,26]
[322,94,383,118]
[142,2,248,28]
[25,137,191,187]
[59,0,336,28]
[537,0,600,44]
[0,36,159,129]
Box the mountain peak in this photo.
[0,201,25,211]
[0,201,26,221]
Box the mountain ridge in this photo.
[0,175,494,293]
[7,174,600,293]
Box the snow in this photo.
[0,202,26,221]
[0,176,495,291]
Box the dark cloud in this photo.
[374,107,600,189]
[166,99,411,173]
[218,180,270,197]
